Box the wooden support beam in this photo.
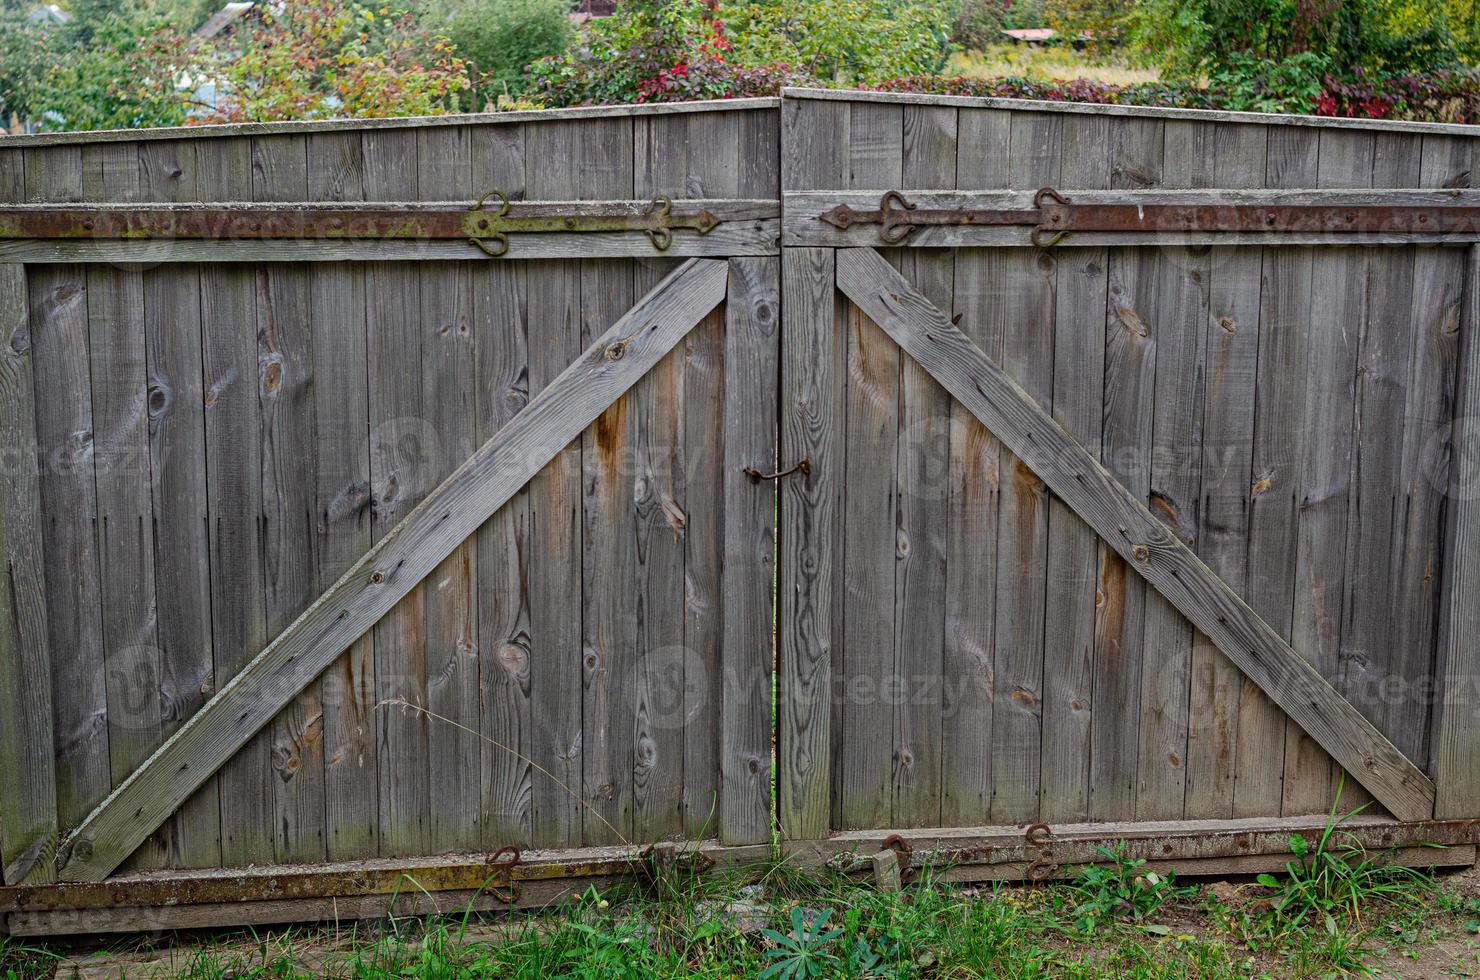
[53,258,731,883]
[834,246,1437,822]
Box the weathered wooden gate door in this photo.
[776,89,1480,851]
[0,103,783,903]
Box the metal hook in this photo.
[644,194,675,251]
[468,233,509,257]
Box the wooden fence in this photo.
[1,89,1479,935]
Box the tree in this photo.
[439,0,574,103]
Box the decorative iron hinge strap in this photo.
[821,188,1480,247]
[464,190,719,256]
[0,194,723,257]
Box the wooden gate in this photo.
[776,90,1480,853]
[5,90,1480,934]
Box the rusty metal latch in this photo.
[465,190,721,257]
[820,187,1480,248]
[743,457,811,484]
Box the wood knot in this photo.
[369,570,385,584]
[1218,315,1236,334]
[605,341,627,361]
[1132,544,1150,563]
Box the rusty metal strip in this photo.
[820,188,1480,247]
[6,819,1477,915]
[0,194,724,258]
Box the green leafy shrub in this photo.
[530,0,814,106]
[10,1,190,132]
[140,0,474,124]
[1206,49,1332,113]
[719,0,955,83]
[441,0,574,103]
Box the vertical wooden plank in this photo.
[1090,115,1163,821]
[627,115,688,844]
[1338,134,1421,781]
[361,130,430,857]
[838,101,902,830]
[990,111,1060,825]
[1386,136,1469,768]
[79,142,167,872]
[779,247,839,840]
[0,149,23,202]
[1237,126,1318,818]
[719,256,780,843]
[31,261,109,837]
[472,123,533,848]
[306,130,378,860]
[0,262,57,884]
[195,136,265,866]
[1040,114,1110,824]
[1435,243,1480,817]
[893,105,955,828]
[1185,123,1267,820]
[138,135,215,868]
[781,96,847,838]
[940,107,1010,827]
[416,126,481,853]
[522,119,601,848]
[253,135,326,863]
[1135,120,1211,820]
[23,146,81,203]
[1284,129,1374,815]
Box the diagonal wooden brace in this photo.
[834,246,1436,823]
[54,258,731,883]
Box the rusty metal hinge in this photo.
[465,190,720,257]
[820,187,1480,248]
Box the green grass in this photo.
[946,43,1161,85]
[28,842,1479,980]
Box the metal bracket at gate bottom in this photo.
[820,187,1480,248]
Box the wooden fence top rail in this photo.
[784,86,1480,137]
[0,96,779,148]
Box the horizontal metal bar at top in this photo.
[789,188,1480,248]
[0,198,781,261]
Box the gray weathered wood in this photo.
[783,87,1480,137]
[361,130,431,858]
[892,103,955,829]
[416,125,482,854]
[306,131,378,861]
[471,121,532,850]
[991,111,1061,825]
[1185,124,1267,821]
[254,134,327,865]
[939,106,1009,828]
[835,245,1436,823]
[720,257,780,843]
[0,263,56,884]
[1384,136,1470,769]
[1040,113,1110,824]
[1089,115,1163,821]
[0,98,780,149]
[1287,130,1376,814]
[1234,126,1317,818]
[778,248,839,840]
[138,137,222,871]
[31,265,110,840]
[838,101,902,831]
[55,258,729,883]
[1435,244,1480,817]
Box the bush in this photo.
[530,0,815,106]
[442,0,574,103]
[140,0,475,124]
[719,0,955,83]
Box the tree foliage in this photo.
[438,0,574,103]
